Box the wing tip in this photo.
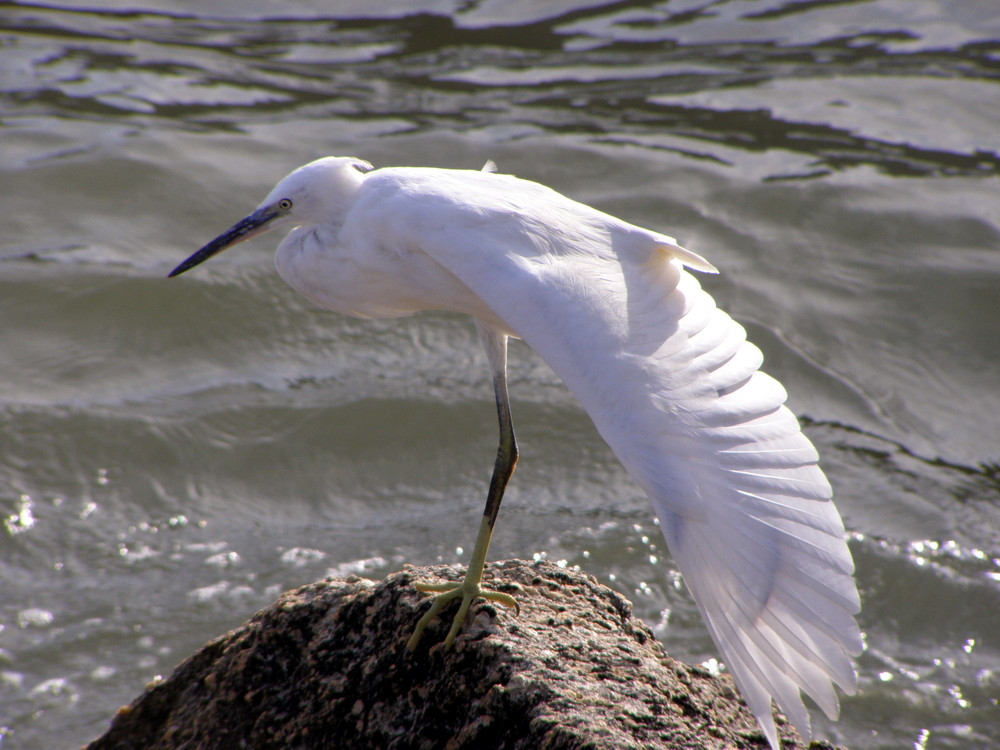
[659,242,718,274]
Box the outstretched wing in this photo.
[386,170,862,749]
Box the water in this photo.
[2,1,999,748]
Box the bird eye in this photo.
[278,198,293,211]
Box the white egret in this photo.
[169,156,861,749]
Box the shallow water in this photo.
[2,1,999,748]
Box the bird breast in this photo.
[274,221,511,331]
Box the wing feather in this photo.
[374,170,861,749]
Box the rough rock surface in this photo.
[87,559,838,749]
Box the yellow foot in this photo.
[406,577,520,652]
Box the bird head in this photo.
[168,156,373,278]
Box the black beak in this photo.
[168,204,280,278]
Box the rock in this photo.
[86,559,836,749]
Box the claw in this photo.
[406,578,520,651]
[407,512,520,652]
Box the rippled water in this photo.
[2,2,999,749]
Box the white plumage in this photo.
[170,156,862,750]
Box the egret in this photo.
[169,156,861,749]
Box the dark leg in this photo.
[406,324,520,651]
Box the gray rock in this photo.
[86,559,835,749]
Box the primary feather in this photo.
[241,158,862,749]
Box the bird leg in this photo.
[406,325,519,651]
